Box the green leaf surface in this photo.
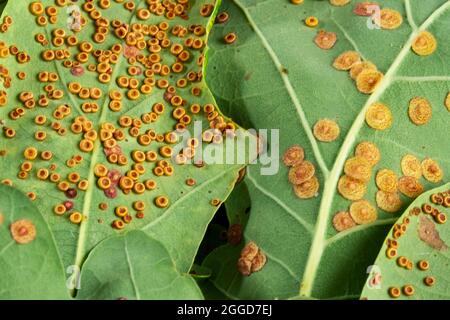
[204,0,450,299]
[77,230,203,300]
[0,184,69,299]
[0,0,248,298]
[361,183,450,300]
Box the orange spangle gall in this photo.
[333,51,360,70]
[337,175,367,201]
[112,220,125,230]
[24,147,38,160]
[314,30,337,50]
[388,287,401,299]
[224,33,237,44]
[10,219,36,244]
[424,276,436,286]
[376,169,398,193]
[313,119,340,142]
[54,204,67,216]
[421,158,443,183]
[332,211,356,232]
[115,206,128,218]
[365,102,392,130]
[418,260,430,271]
[69,212,83,225]
[349,200,377,225]
[412,31,437,56]
[408,97,432,126]
[155,196,169,208]
[385,247,397,259]
[305,16,319,28]
[402,285,415,297]
[397,256,408,268]
[290,0,304,4]
[288,161,315,185]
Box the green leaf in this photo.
[205,0,450,299]
[0,0,248,296]
[77,230,203,300]
[0,184,70,299]
[0,1,7,16]
[361,183,450,300]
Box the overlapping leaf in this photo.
[362,183,450,300]
[204,0,450,299]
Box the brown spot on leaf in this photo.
[227,224,243,246]
[237,241,267,276]
[418,215,447,251]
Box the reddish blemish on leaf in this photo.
[227,224,242,246]
[353,2,380,16]
[418,215,448,251]
[123,44,139,59]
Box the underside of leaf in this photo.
[203,0,450,299]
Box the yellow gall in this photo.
[344,156,372,182]
[412,31,437,56]
[356,69,383,94]
[376,169,398,193]
[379,9,403,30]
[388,287,401,299]
[313,119,340,142]
[365,102,392,130]
[305,16,319,28]
[408,97,432,126]
[330,0,350,6]
[400,154,422,179]
[349,200,378,225]
[376,191,403,213]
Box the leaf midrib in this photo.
[72,1,144,279]
[231,0,450,298]
[300,0,450,297]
